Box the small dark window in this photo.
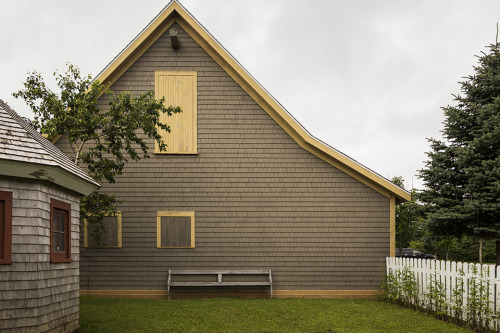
[85,212,122,248]
[0,191,12,264]
[157,211,195,248]
[50,199,72,263]
[161,216,191,247]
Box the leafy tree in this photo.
[446,236,496,264]
[13,64,180,239]
[391,176,421,255]
[418,42,500,264]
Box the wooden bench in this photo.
[167,270,273,299]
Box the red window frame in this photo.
[0,191,12,264]
[50,199,72,263]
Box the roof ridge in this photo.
[95,0,177,82]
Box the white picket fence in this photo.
[386,257,500,330]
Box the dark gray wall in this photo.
[56,22,390,294]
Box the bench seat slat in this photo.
[170,282,272,287]
[169,270,270,275]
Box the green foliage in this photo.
[418,140,469,237]
[383,267,420,307]
[80,192,119,243]
[433,236,458,261]
[451,268,465,322]
[447,237,496,263]
[391,176,425,254]
[381,269,399,302]
[408,231,438,258]
[13,64,181,238]
[412,236,496,263]
[467,265,493,328]
[418,42,500,262]
[400,266,420,306]
[427,272,447,317]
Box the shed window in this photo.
[157,211,195,248]
[155,71,197,154]
[84,212,122,248]
[0,191,12,264]
[50,199,72,263]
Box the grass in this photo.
[77,297,472,333]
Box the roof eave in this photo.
[0,159,100,196]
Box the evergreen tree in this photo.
[419,42,500,263]
[418,140,469,237]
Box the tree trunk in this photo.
[496,240,500,266]
[398,234,403,258]
[479,239,483,265]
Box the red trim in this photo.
[0,191,12,264]
[50,198,72,263]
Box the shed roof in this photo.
[0,99,99,195]
[91,0,411,202]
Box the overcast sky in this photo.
[1,0,499,190]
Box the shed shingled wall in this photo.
[0,177,80,332]
[55,22,390,295]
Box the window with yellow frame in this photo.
[157,211,195,248]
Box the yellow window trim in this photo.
[389,195,396,257]
[155,71,198,154]
[157,211,195,248]
[84,211,122,248]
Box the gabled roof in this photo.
[0,99,99,195]
[92,0,411,202]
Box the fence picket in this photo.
[422,259,428,304]
[447,261,452,316]
[487,265,496,330]
[450,261,457,318]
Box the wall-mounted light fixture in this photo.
[169,28,180,50]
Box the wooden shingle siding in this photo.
[0,177,80,332]
[56,23,390,296]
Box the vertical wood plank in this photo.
[155,71,197,154]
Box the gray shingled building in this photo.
[53,0,411,299]
[0,100,99,332]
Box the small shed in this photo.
[0,100,99,332]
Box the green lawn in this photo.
[77,297,471,333]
